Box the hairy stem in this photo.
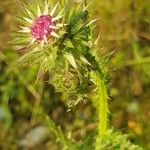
[90,71,108,149]
[96,78,108,149]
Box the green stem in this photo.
[90,71,108,150]
[96,79,108,149]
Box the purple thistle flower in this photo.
[19,1,64,46]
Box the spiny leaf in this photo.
[80,56,91,66]
[65,53,77,69]
[86,18,99,26]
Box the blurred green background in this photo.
[0,0,150,149]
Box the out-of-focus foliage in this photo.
[0,0,149,149]
[100,130,143,150]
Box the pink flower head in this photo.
[31,15,53,41]
[19,1,64,45]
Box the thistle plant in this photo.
[11,0,143,149]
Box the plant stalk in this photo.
[90,71,108,150]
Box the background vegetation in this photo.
[0,0,149,149]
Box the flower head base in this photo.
[20,1,63,45]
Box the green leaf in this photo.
[65,53,77,69]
